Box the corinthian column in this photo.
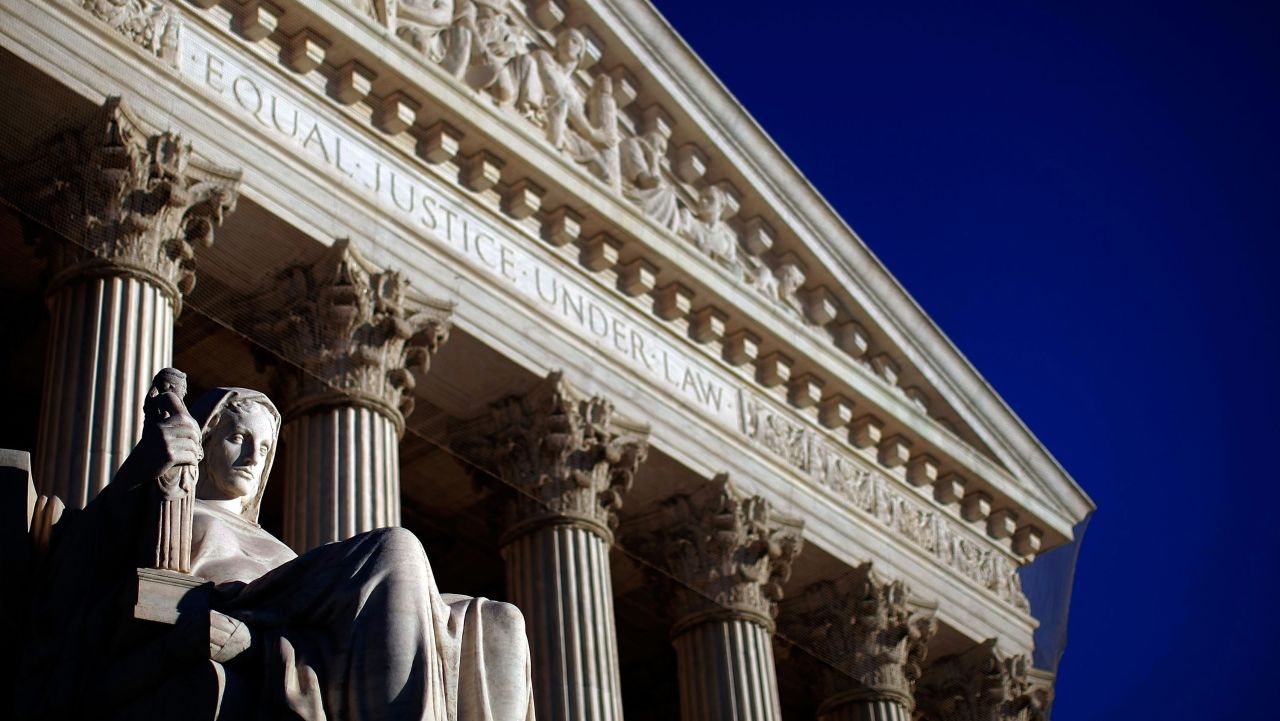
[780,563,937,721]
[460,372,649,721]
[253,239,450,551]
[916,639,1050,721]
[629,475,804,721]
[11,97,239,508]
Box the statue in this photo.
[746,258,807,318]
[572,75,622,191]
[620,129,680,232]
[82,0,182,66]
[678,185,740,268]
[459,1,539,111]
[17,371,535,721]
[529,29,621,189]
[394,0,475,78]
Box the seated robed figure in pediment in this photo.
[15,370,535,721]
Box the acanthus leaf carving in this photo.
[250,239,452,431]
[457,371,650,541]
[917,640,1040,721]
[627,474,804,631]
[8,97,239,313]
[780,562,937,710]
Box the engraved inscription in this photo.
[179,35,735,425]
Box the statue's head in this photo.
[556,28,586,65]
[190,388,281,522]
[697,186,727,223]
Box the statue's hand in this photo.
[209,610,252,663]
[136,391,202,481]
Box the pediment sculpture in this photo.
[13,369,534,721]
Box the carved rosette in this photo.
[780,563,937,710]
[462,372,650,543]
[253,239,452,433]
[11,97,239,314]
[633,475,804,633]
[917,640,1041,721]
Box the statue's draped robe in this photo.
[18,458,534,721]
[197,504,534,721]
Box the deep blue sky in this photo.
[649,1,1280,718]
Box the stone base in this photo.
[134,567,211,625]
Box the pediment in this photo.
[55,0,1092,549]
[372,0,1096,538]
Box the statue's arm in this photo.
[113,388,202,494]
[83,609,250,708]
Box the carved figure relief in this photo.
[529,29,621,190]
[747,258,808,316]
[679,185,740,268]
[620,129,681,232]
[83,0,182,66]
[740,390,1030,612]
[394,0,470,73]
[461,1,540,111]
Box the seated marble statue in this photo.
[17,384,534,721]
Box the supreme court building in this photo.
[0,1,1094,719]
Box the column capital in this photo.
[10,97,240,314]
[780,562,937,710]
[460,372,650,543]
[917,639,1048,721]
[254,239,452,433]
[630,474,804,633]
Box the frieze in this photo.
[82,0,182,66]
[740,391,1030,612]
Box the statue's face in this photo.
[698,189,724,222]
[558,29,585,64]
[201,404,275,502]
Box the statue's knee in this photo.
[367,527,427,566]
[482,600,527,640]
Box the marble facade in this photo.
[0,1,1092,719]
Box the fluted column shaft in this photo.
[250,239,451,553]
[503,521,623,721]
[818,697,910,721]
[35,274,173,508]
[282,404,401,551]
[626,475,803,721]
[673,617,782,721]
[463,372,649,721]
